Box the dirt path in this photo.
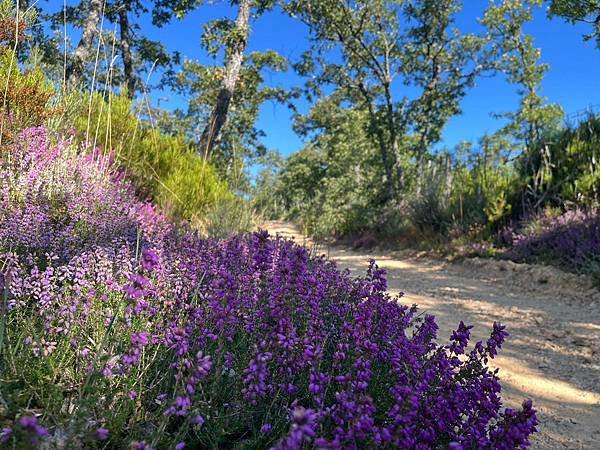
[263,221,600,450]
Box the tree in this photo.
[66,0,105,86]
[403,0,489,193]
[548,0,600,49]
[103,0,177,96]
[5,1,60,67]
[153,0,279,162]
[175,49,289,184]
[197,0,252,159]
[287,0,407,198]
[16,0,26,14]
[46,0,176,93]
[287,0,489,198]
[482,0,563,210]
[118,0,135,95]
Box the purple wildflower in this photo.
[192,415,205,427]
[0,427,12,444]
[140,248,159,272]
[0,127,538,448]
[96,427,109,440]
[18,416,48,439]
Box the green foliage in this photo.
[252,150,286,219]
[485,192,512,226]
[175,47,291,183]
[203,196,257,239]
[482,0,564,211]
[73,91,231,221]
[0,49,57,143]
[287,0,492,197]
[274,107,387,238]
[549,0,600,49]
[521,113,600,209]
[42,0,179,93]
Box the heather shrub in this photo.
[0,128,538,449]
[0,127,145,259]
[503,209,600,277]
[0,40,231,226]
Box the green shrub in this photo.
[73,91,231,221]
[203,196,257,238]
[0,50,57,144]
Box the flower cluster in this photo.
[502,209,600,273]
[0,128,538,448]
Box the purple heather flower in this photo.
[18,416,48,438]
[260,423,272,433]
[174,442,186,450]
[192,415,205,427]
[487,322,509,358]
[0,128,537,449]
[96,427,109,440]
[449,321,473,355]
[124,274,150,299]
[140,248,159,272]
[131,332,150,347]
[0,427,12,444]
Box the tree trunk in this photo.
[17,0,28,13]
[415,148,426,196]
[66,0,104,87]
[119,0,135,97]
[197,0,252,159]
[357,80,395,199]
[383,81,403,193]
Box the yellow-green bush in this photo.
[74,91,231,221]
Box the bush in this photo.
[0,127,538,449]
[503,209,600,277]
[202,196,257,239]
[73,92,231,222]
[0,50,58,144]
[0,45,232,226]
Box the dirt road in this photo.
[264,221,600,449]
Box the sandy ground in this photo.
[263,221,600,450]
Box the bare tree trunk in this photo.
[356,80,395,200]
[383,81,404,193]
[119,0,135,97]
[415,133,429,197]
[197,0,252,159]
[66,0,104,87]
[444,153,452,201]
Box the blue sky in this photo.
[136,1,600,158]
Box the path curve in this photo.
[263,221,600,450]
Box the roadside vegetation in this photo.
[1,0,598,447]
[255,0,600,281]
